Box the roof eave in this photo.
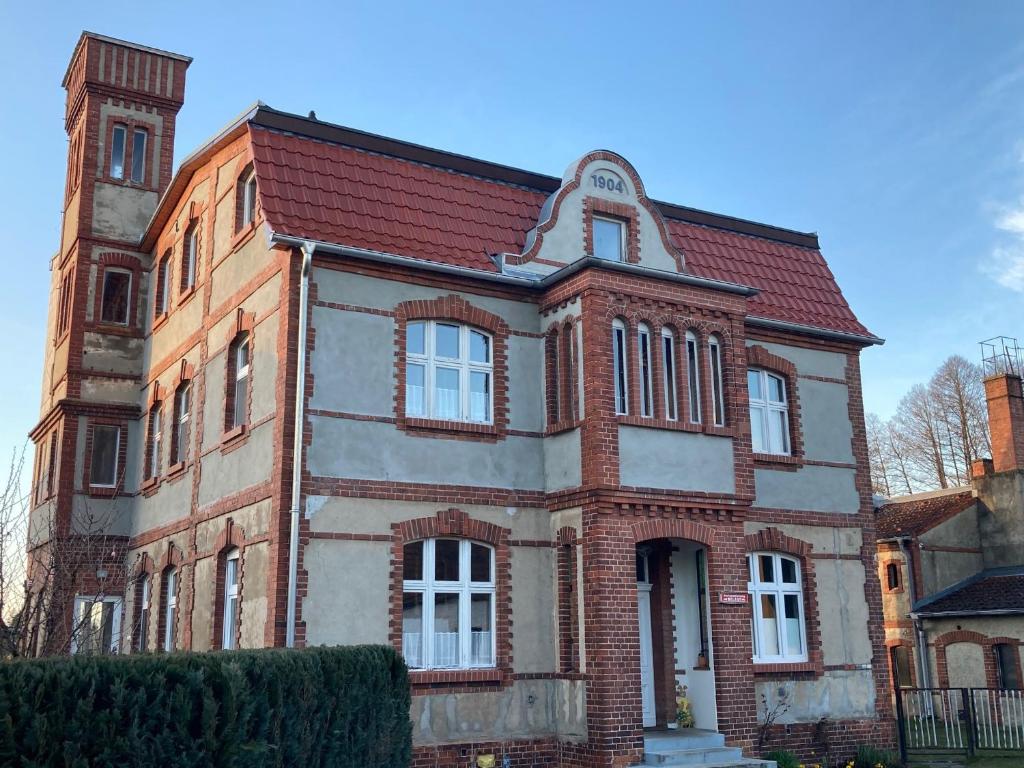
[746,315,884,347]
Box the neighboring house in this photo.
[29,31,895,767]
[876,361,1024,693]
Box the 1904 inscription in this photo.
[590,172,626,194]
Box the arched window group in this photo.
[612,318,726,426]
[546,321,579,426]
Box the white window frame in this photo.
[148,405,161,479]
[137,576,150,652]
[222,549,240,650]
[130,128,147,184]
[100,268,132,325]
[401,538,496,670]
[163,567,177,652]
[613,318,629,415]
[405,321,493,424]
[173,382,191,464]
[593,216,625,262]
[637,323,653,417]
[183,222,198,290]
[232,334,250,429]
[661,328,678,421]
[241,169,257,227]
[708,335,725,427]
[71,595,123,655]
[748,368,791,455]
[685,331,701,424]
[156,257,169,316]
[747,552,807,664]
[90,424,121,488]
[110,125,126,179]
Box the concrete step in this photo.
[633,760,774,768]
[643,746,743,765]
[643,729,726,752]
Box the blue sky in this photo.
[1,1,1023,461]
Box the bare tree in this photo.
[929,355,991,483]
[866,413,892,497]
[1,445,126,658]
[894,384,949,490]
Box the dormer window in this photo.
[593,217,624,262]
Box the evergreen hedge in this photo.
[0,644,411,768]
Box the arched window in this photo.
[182,220,199,293]
[222,549,240,650]
[612,318,628,415]
[886,562,901,591]
[171,381,191,465]
[100,268,132,325]
[238,166,257,230]
[708,334,725,426]
[747,552,807,663]
[134,574,151,652]
[637,323,653,417]
[228,333,250,430]
[405,321,493,423]
[162,567,177,652]
[748,368,790,455]
[661,328,678,421]
[401,538,495,669]
[685,331,701,424]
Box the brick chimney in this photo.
[984,372,1024,473]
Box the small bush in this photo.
[0,644,411,767]
[850,744,901,768]
[766,749,800,768]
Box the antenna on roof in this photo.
[980,336,1022,377]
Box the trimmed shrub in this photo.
[0,644,411,767]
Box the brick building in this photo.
[876,348,1024,694]
[29,31,896,767]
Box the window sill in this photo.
[753,452,803,469]
[221,423,248,449]
[140,476,160,496]
[93,322,139,337]
[617,415,703,433]
[752,661,821,676]
[152,311,169,332]
[401,417,499,440]
[178,285,198,307]
[166,461,188,480]
[87,485,119,498]
[229,220,258,252]
[546,419,581,436]
[408,668,505,687]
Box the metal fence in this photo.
[896,687,1024,761]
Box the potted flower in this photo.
[675,682,695,729]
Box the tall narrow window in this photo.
[402,538,495,670]
[71,596,122,655]
[748,368,790,455]
[708,335,725,427]
[222,549,240,650]
[404,321,492,423]
[612,319,628,415]
[637,323,653,417]
[686,331,701,423]
[155,255,170,317]
[891,645,913,689]
[995,644,1022,689]
[548,328,561,424]
[136,576,150,652]
[695,549,710,664]
[90,425,120,488]
[747,552,807,663]
[162,567,177,652]
[172,382,191,464]
[593,217,624,262]
[131,129,147,184]
[560,324,575,422]
[182,222,199,292]
[229,334,250,429]
[886,562,901,590]
[100,269,131,325]
[241,168,257,228]
[662,329,678,421]
[110,125,126,179]
[147,405,161,480]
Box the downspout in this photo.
[899,536,931,688]
[286,242,314,648]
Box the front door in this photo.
[637,550,656,728]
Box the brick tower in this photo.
[27,33,189,654]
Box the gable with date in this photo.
[508,150,685,275]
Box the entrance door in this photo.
[637,550,656,728]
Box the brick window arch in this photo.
[131,552,155,652]
[935,630,1023,688]
[394,295,510,439]
[224,310,255,441]
[390,509,511,687]
[155,543,184,653]
[546,319,579,431]
[211,518,246,651]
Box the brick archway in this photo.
[631,517,715,546]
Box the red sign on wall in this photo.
[719,593,750,605]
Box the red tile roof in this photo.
[916,569,1024,616]
[250,121,872,338]
[875,489,976,539]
